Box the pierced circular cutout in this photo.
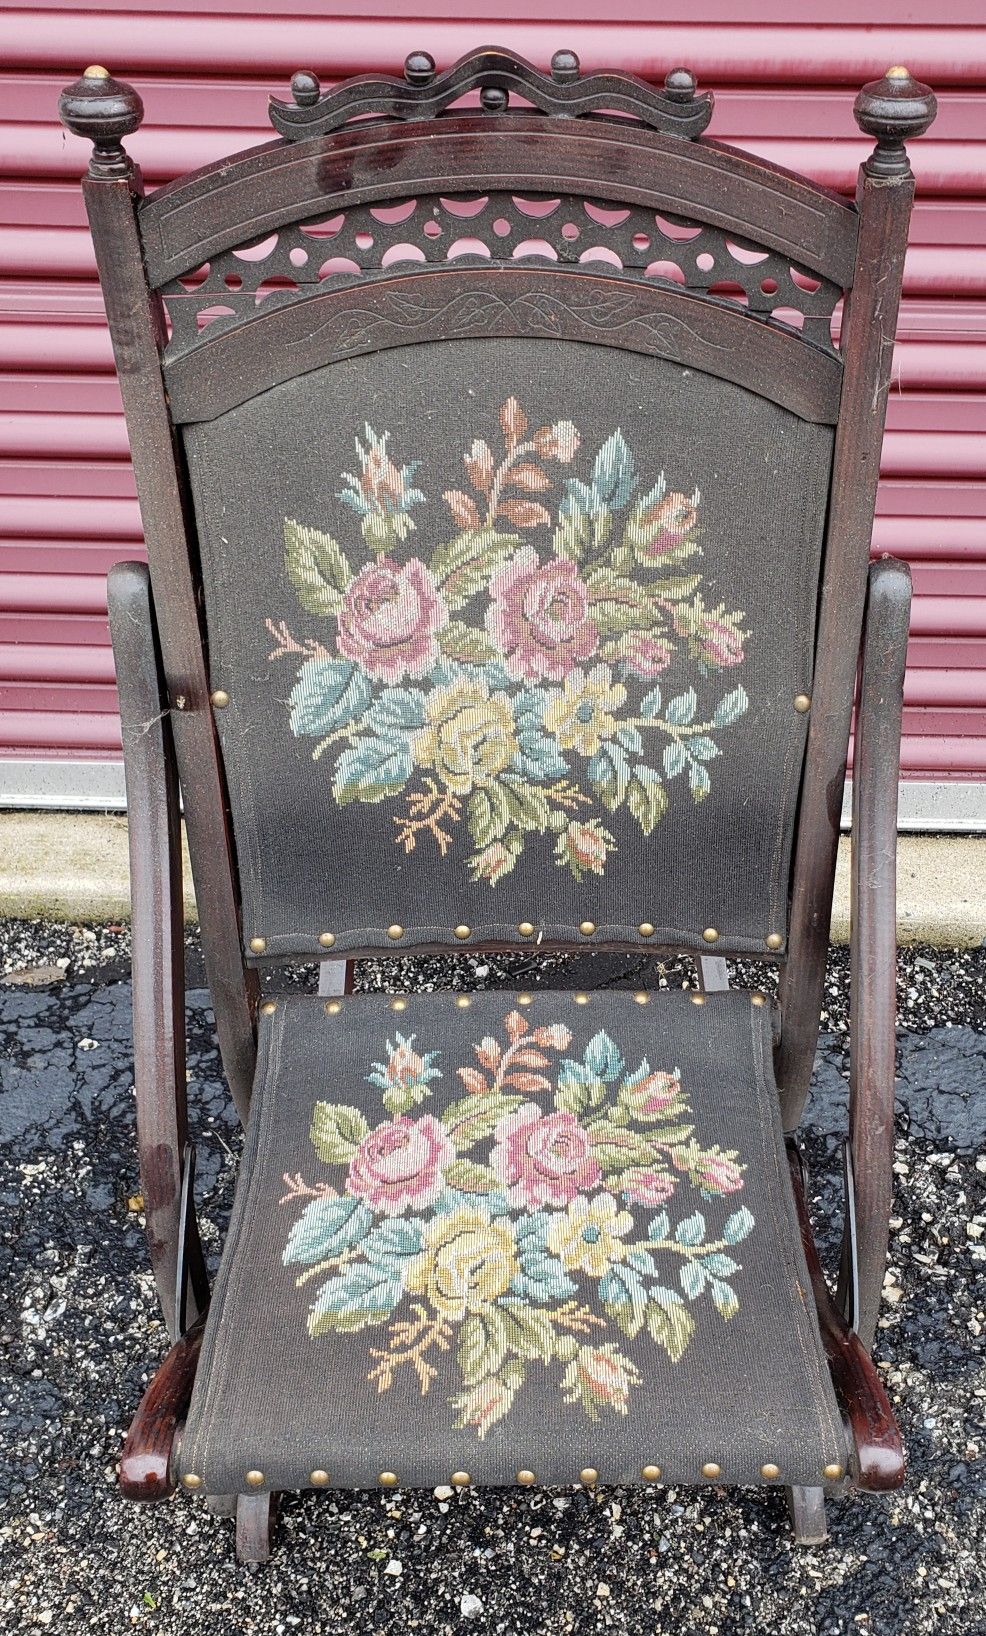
[561,222,580,241]
[631,232,651,251]
[512,195,560,218]
[316,256,361,280]
[381,243,426,267]
[645,259,687,285]
[370,200,417,224]
[447,237,491,260]
[512,239,558,261]
[696,251,716,272]
[654,211,702,242]
[223,271,242,289]
[232,233,278,262]
[354,231,374,250]
[760,276,779,295]
[584,201,630,227]
[423,220,442,239]
[440,194,489,218]
[492,217,512,237]
[579,245,622,268]
[288,246,309,268]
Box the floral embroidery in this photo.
[281,1009,756,1436]
[266,397,751,883]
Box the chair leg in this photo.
[786,1485,828,1545]
[236,1493,277,1563]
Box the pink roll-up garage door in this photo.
[2,2,985,822]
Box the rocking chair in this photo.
[58,47,935,1561]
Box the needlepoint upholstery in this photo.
[178,989,846,1492]
[183,336,834,961]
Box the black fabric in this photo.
[179,989,845,1493]
[183,339,833,960]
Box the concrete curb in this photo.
[0,812,983,947]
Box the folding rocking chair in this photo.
[59,47,935,1561]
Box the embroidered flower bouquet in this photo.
[281,1007,755,1436]
[267,397,750,884]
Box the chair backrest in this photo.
[60,49,935,1111]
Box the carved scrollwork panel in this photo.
[159,190,843,366]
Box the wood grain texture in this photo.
[788,1145,906,1493]
[118,1316,205,1502]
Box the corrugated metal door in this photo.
[2,3,985,819]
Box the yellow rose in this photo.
[406,1207,519,1320]
[546,1192,633,1277]
[414,679,518,795]
[544,665,627,757]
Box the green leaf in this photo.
[466,782,513,848]
[639,685,662,719]
[310,1102,370,1164]
[284,1195,373,1266]
[627,768,668,835]
[587,741,630,812]
[446,1157,499,1194]
[501,774,552,833]
[308,1262,403,1337]
[675,1211,706,1246]
[713,686,749,728]
[689,762,712,803]
[585,567,659,637]
[646,1292,696,1362]
[551,509,591,562]
[711,1279,740,1319]
[723,1207,755,1244]
[680,1261,707,1300]
[458,1307,507,1385]
[646,572,702,603]
[587,1119,656,1172]
[592,429,637,509]
[441,1093,525,1151]
[289,659,371,739]
[702,1253,740,1278]
[332,734,414,804]
[501,1305,557,1364]
[663,742,687,780]
[429,528,520,610]
[284,518,352,616]
[438,620,497,665]
[599,1263,649,1338]
[665,689,697,726]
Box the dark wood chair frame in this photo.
[59,47,935,1558]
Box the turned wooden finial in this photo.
[854,65,937,179]
[58,65,144,178]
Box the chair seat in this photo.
[179,988,847,1494]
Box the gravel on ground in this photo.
[1,922,984,1635]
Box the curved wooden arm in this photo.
[108,562,208,1340]
[788,1146,905,1491]
[840,557,911,1352]
[119,1315,205,1500]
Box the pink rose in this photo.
[486,547,598,682]
[347,1114,454,1214]
[622,1169,677,1207]
[637,491,699,560]
[625,636,674,679]
[337,557,447,682]
[491,1103,601,1208]
[679,1151,745,1196]
[697,615,744,669]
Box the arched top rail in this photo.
[163,265,843,427]
[138,117,859,292]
